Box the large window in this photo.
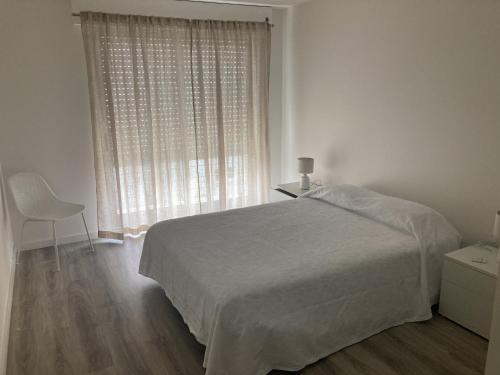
[81,12,271,237]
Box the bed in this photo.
[139,185,461,375]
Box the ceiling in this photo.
[177,0,311,8]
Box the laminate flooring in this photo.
[7,238,488,375]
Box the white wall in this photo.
[0,0,98,250]
[268,8,286,201]
[288,0,500,241]
[0,165,15,375]
[0,0,284,249]
[281,5,297,182]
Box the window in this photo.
[81,13,271,236]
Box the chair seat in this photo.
[25,199,85,221]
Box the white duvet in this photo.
[139,185,461,375]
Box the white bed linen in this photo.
[139,185,461,375]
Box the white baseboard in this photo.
[0,247,16,375]
[21,232,99,251]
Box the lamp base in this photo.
[300,174,310,190]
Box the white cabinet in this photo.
[486,263,500,375]
[439,245,498,339]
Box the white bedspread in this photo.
[139,185,461,375]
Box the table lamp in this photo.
[298,157,314,190]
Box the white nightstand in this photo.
[439,245,499,338]
[275,182,312,198]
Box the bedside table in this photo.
[439,245,499,338]
[275,182,311,198]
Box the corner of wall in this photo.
[0,164,16,375]
[0,251,15,375]
[281,5,297,182]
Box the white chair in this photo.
[8,172,95,271]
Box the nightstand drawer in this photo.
[442,259,496,298]
[440,280,494,338]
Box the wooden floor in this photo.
[8,238,488,375]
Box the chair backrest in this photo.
[8,173,58,218]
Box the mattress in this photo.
[139,185,461,375]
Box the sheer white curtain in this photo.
[81,12,271,238]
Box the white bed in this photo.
[139,185,461,375]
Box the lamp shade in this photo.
[298,157,314,174]
[494,210,500,241]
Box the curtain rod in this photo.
[175,0,272,8]
[71,13,274,27]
